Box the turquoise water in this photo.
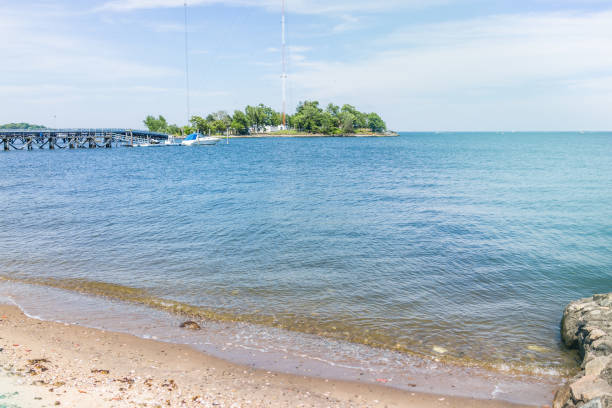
[0,132,610,375]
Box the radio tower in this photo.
[281,0,287,128]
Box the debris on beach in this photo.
[26,358,50,374]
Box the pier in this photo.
[0,128,168,151]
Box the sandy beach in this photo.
[0,305,538,408]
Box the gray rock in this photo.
[557,293,612,408]
[580,398,602,408]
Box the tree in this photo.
[293,101,324,132]
[0,123,46,130]
[260,105,281,126]
[326,103,340,117]
[143,115,168,132]
[213,111,232,131]
[182,125,195,135]
[367,113,386,132]
[167,124,181,135]
[339,111,355,134]
[341,104,367,129]
[245,105,264,131]
[190,115,210,134]
[231,110,250,135]
[142,101,387,137]
[320,112,338,135]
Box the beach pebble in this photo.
[179,321,202,330]
[527,345,549,353]
[432,346,448,354]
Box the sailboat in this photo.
[180,2,220,147]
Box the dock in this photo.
[0,128,169,151]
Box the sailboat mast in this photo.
[281,0,287,128]
[184,2,191,126]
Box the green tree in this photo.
[167,124,181,135]
[143,115,168,132]
[0,123,46,130]
[260,105,281,126]
[320,112,338,135]
[231,110,250,134]
[293,101,324,132]
[245,105,264,131]
[367,113,386,132]
[190,115,210,134]
[341,105,367,129]
[326,103,340,117]
[339,111,355,134]
[213,111,232,132]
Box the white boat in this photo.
[165,135,181,146]
[181,133,220,146]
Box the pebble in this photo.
[432,346,448,354]
[179,321,202,330]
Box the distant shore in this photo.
[0,304,532,408]
[229,131,399,138]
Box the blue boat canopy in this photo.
[185,133,200,141]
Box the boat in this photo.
[181,133,220,146]
[164,135,181,146]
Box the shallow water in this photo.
[0,132,610,378]
[0,281,561,405]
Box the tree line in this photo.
[143,101,387,136]
[0,123,47,130]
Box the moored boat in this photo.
[181,133,219,146]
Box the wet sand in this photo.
[0,305,539,407]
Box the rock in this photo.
[557,293,612,408]
[585,356,611,377]
[179,321,201,330]
[528,345,551,353]
[581,398,603,408]
[570,376,610,401]
[552,384,572,408]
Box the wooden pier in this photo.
[0,128,168,151]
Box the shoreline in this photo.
[0,304,535,408]
[226,132,399,138]
[0,279,564,406]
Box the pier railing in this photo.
[0,128,168,150]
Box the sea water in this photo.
[0,133,610,400]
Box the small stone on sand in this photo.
[179,321,202,330]
[432,346,448,354]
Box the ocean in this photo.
[1,132,610,403]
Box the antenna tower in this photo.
[281,0,287,127]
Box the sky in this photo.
[1,0,612,131]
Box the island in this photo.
[144,101,397,137]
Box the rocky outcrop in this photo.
[554,293,612,408]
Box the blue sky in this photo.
[1,0,612,131]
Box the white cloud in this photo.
[0,12,179,83]
[287,10,612,129]
[96,0,448,15]
[332,15,360,33]
[144,21,186,32]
